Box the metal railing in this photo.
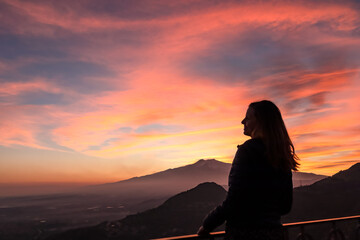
[152,215,360,240]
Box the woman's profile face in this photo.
[241,107,258,138]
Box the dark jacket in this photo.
[202,139,293,231]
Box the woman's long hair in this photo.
[249,100,299,171]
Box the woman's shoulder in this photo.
[238,138,265,151]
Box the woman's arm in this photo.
[199,143,252,232]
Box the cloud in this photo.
[135,123,183,134]
[298,145,343,154]
[182,24,358,84]
[15,90,68,105]
[1,0,229,32]
[170,2,360,117]
[34,124,75,151]
[0,34,68,60]
[18,60,112,79]
[282,91,332,114]
[117,127,133,133]
[309,160,359,171]
[87,137,121,151]
[13,60,116,93]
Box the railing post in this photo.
[356,218,360,240]
[283,227,289,240]
[328,221,345,240]
[296,225,313,240]
[33,227,42,240]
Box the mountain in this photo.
[80,159,230,207]
[285,162,360,222]
[292,171,327,187]
[46,182,227,240]
[283,162,360,240]
[83,159,327,204]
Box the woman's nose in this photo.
[241,119,245,124]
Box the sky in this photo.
[0,0,360,191]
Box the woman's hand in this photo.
[197,226,210,236]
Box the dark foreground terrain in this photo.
[46,162,360,240]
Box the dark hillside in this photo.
[46,182,226,240]
[285,162,360,222]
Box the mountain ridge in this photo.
[107,159,229,184]
[90,159,327,189]
[78,159,328,210]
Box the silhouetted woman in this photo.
[198,100,299,240]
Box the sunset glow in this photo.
[1,0,359,189]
